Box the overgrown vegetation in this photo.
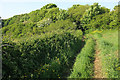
[2,31,83,79]
[1,2,119,79]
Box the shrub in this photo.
[37,18,52,27]
[2,31,83,79]
[41,3,57,10]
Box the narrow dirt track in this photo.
[94,41,104,78]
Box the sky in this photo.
[0,0,119,19]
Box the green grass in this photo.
[69,38,95,78]
[92,30,119,78]
[69,30,119,78]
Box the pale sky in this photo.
[0,0,119,19]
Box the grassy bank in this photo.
[69,38,95,78]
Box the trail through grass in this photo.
[69,30,119,78]
[91,30,119,78]
[94,40,105,78]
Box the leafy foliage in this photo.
[41,3,57,10]
[37,18,52,27]
[45,8,59,21]
[42,19,77,32]
[68,4,90,22]
[56,9,69,20]
[80,3,110,30]
[2,31,83,79]
[2,3,120,79]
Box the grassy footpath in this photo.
[69,38,95,78]
[68,30,119,78]
[92,30,119,78]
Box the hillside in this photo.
[2,3,120,79]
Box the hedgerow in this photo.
[2,31,83,79]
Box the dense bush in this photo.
[82,8,119,33]
[68,4,89,21]
[2,31,83,79]
[42,19,77,33]
[2,3,119,38]
[56,9,69,20]
[37,18,53,27]
[86,13,111,30]
[41,3,57,10]
[68,4,90,30]
[2,22,36,39]
[80,3,110,31]
[45,8,60,21]
[28,9,47,22]
[20,14,30,22]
